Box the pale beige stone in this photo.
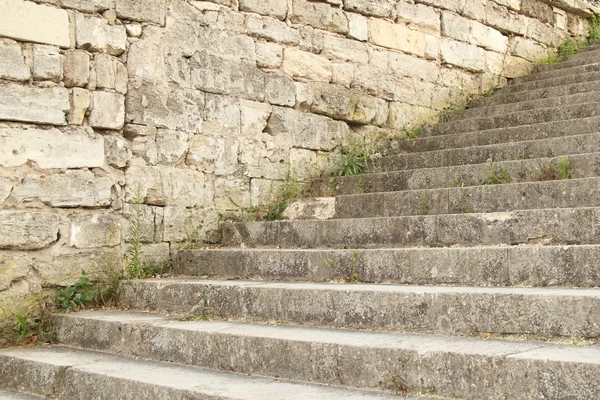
[0,83,69,125]
[291,0,348,34]
[240,0,287,20]
[440,38,486,72]
[125,24,143,37]
[75,14,127,56]
[348,13,368,41]
[40,249,122,286]
[162,207,221,243]
[32,44,62,82]
[471,20,508,53]
[60,0,112,13]
[283,197,336,220]
[105,135,131,168]
[115,0,167,25]
[69,213,121,249]
[331,63,355,87]
[0,127,104,169]
[486,2,528,36]
[17,170,113,208]
[250,178,284,206]
[0,39,30,81]
[322,35,369,64]
[344,0,395,17]
[0,0,70,47]
[0,177,12,204]
[213,176,251,209]
[156,129,190,166]
[414,0,464,13]
[503,54,534,78]
[395,1,441,34]
[282,47,332,82]
[0,254,32,291]
[369,18,427,57]
[69,87,90,125]
[64,51,90,88]
[509,36,550,62]
[256,41,283,69]
[89,91,125,130]
[246,14,300,45]
[0,211,59,250]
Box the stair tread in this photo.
[0,346,410,400]
[0,390,43,400]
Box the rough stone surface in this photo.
[32,44,62,82]
[17,170,113,208]
[89,91,125,130]
[0,83,69,125]
[0,0,70,47]
[283,197,336,220]
[0,211,59,250]
[0,38,30,81]
[75,14,127,56]
[240,0,287,20]
[0,127,104,169]
[0,177,12,204]
[115,0,167,25]
[69,212,121,248]
[69,87,90,125]
[64,51,90,87]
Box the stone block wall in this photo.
[0,0,596,340]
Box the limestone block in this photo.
[331,63,355,87]
[125,24,143,37]
[282,47,332,82]
[17,170,113,208]
[310,81,388,125]
[343,0,395,17]
[89,91,125,130]
[213,176,251,209]
[369,18,426,57]
[321,35,369,64]
[509,36,550,62]
[246,15,300,45]
[131,135,158,165]
[388,51,440,82]
[413,0,464,13]
[250,178,284,206]
[521,0,555,24]
[440,11,471,42]
[0,211,59,250]
[503,54,534,78]
[471,21,508,53]
[95,54,127,92]
[283,197,335,220]
[291,0,348,34]
[440,38,486,72]
[69,87,90,125]
[348,13,368,41]
[75,14,127,56]
[240,0,287,20]
[64,51,90,88]
[59,0,112,13]
[186,134,240,175]
[485,50,505,75]
[492,0,521,11]
[256,41,283,69]
[268,107,349,151]
[289,148,318,179]
[463,0,486,21]
[32,44,62,82]
[126,82,205,133]
[0,127,104,169]
[115,0,167,25]
[485,2,528,36]
[352,65,396,101]
[40,249,122,287]
[69,212,121,248]
[395,1,441,34]
[0,254,33,291]
[105,135,131,168]
[156,129,190,166]
[204,94,241,133]
[127,38,166,82]
[0,83,69,125]
[139,243,170,263]
[387,102,435,130]
[197,26,256,64]
[527,18,566,47]
[0,0,70,47]
[162,207,220,243]
[0,177,12,204]
[265,73,296,107]
[0,39,30,81]
[125,166,207,207]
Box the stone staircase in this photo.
[2,46,600,399]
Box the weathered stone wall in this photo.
[0,0,595,340]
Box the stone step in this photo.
[534,54,600,73]
[422,102,600,137]
[52,311,600,400]
[221,207,600,249]
[333,151,600,195]
[565,47,600,61]
[118,279,600,338]
[497,71,600,96]
[372,131,599,173]
[0,346,405,400]
[334,178,600,218]
[468,78,600,109]
[393,115,600,154]
[174,244,600,287]
[0,390,43,399]
[511,62,600,85]
[447,91,600,123]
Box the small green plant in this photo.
[450,176,467,188]
[483,87,500,97]
[125,184,145,279]
[536,53,560,66]
[263,201,287,221]
[420,190,429,215]
[457,188,472,214]
[56,271,94,311]
[403,126,424,139]
[589,14,600,43]
[95,274,122,307]
[330,152,368,178]
[479,162,511,185]
[558,39,581,56]
[558,157,572,180]
[14,314,30,344]
[323,252,359,284]
[382,370,408,395]
[535,160,558,181]
[10,313,54,346]
[438,104,465,124]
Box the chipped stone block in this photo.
[116,0,167,25]
[246,14,300,45]
[32,44,62,82]
[69,213,121,249]
[0,0,70,47]
[291,0,348,34]
[240,0,287,20]
[265,73,296,107]
[395,1,441,34]
[125,166,207,208]
[0,211,59,250]
[69,87,90,125]
[214,176,251,209]
[440,38,486,72]
[0,254,33,291]
[186,134,240,175]
[40,249,122,286]
[17,170,113,208]
[0,127,104,169]
[0,83,69,125]
[282,47,332,82]
[89,91,125,130]
[348,13,368,41]
[156,129,190,166]
[0,38,30,81]
[64,51,90,88]
[321,35,369,64]
[256,41,283,69]
[369,18,427,57]
[162,207,221,243]
[343,0,394,17]
[0,177,12,204]
[105,135,131,168]
[75,14,127,56]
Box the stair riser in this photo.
[335,178,600,218]
[448,92,600,122]
[394,116,600,154]
[423,103,600,137]
[468,80,600,109]
[118,281,600,338]
[174,246,600,287]
[334,152,600,195]
[534,54,600,73]
[52,316,600,400]
[512,63,600,85]
[222,208,600,249]
[373,132,600,172]
[499,71,600,96]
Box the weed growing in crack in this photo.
[438,104,466,124]
[589,14,600,43]
[10,312,55,347]
[535,160,559,181]
[323,252,360,284]
[125,184,145,278]
[56,271,94,311]
[457,188,472,214]
[558,157,572,180]
[382,370,409,396]
[403,125,424,139]
[479,162,511,185]
[558,39,581,56]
